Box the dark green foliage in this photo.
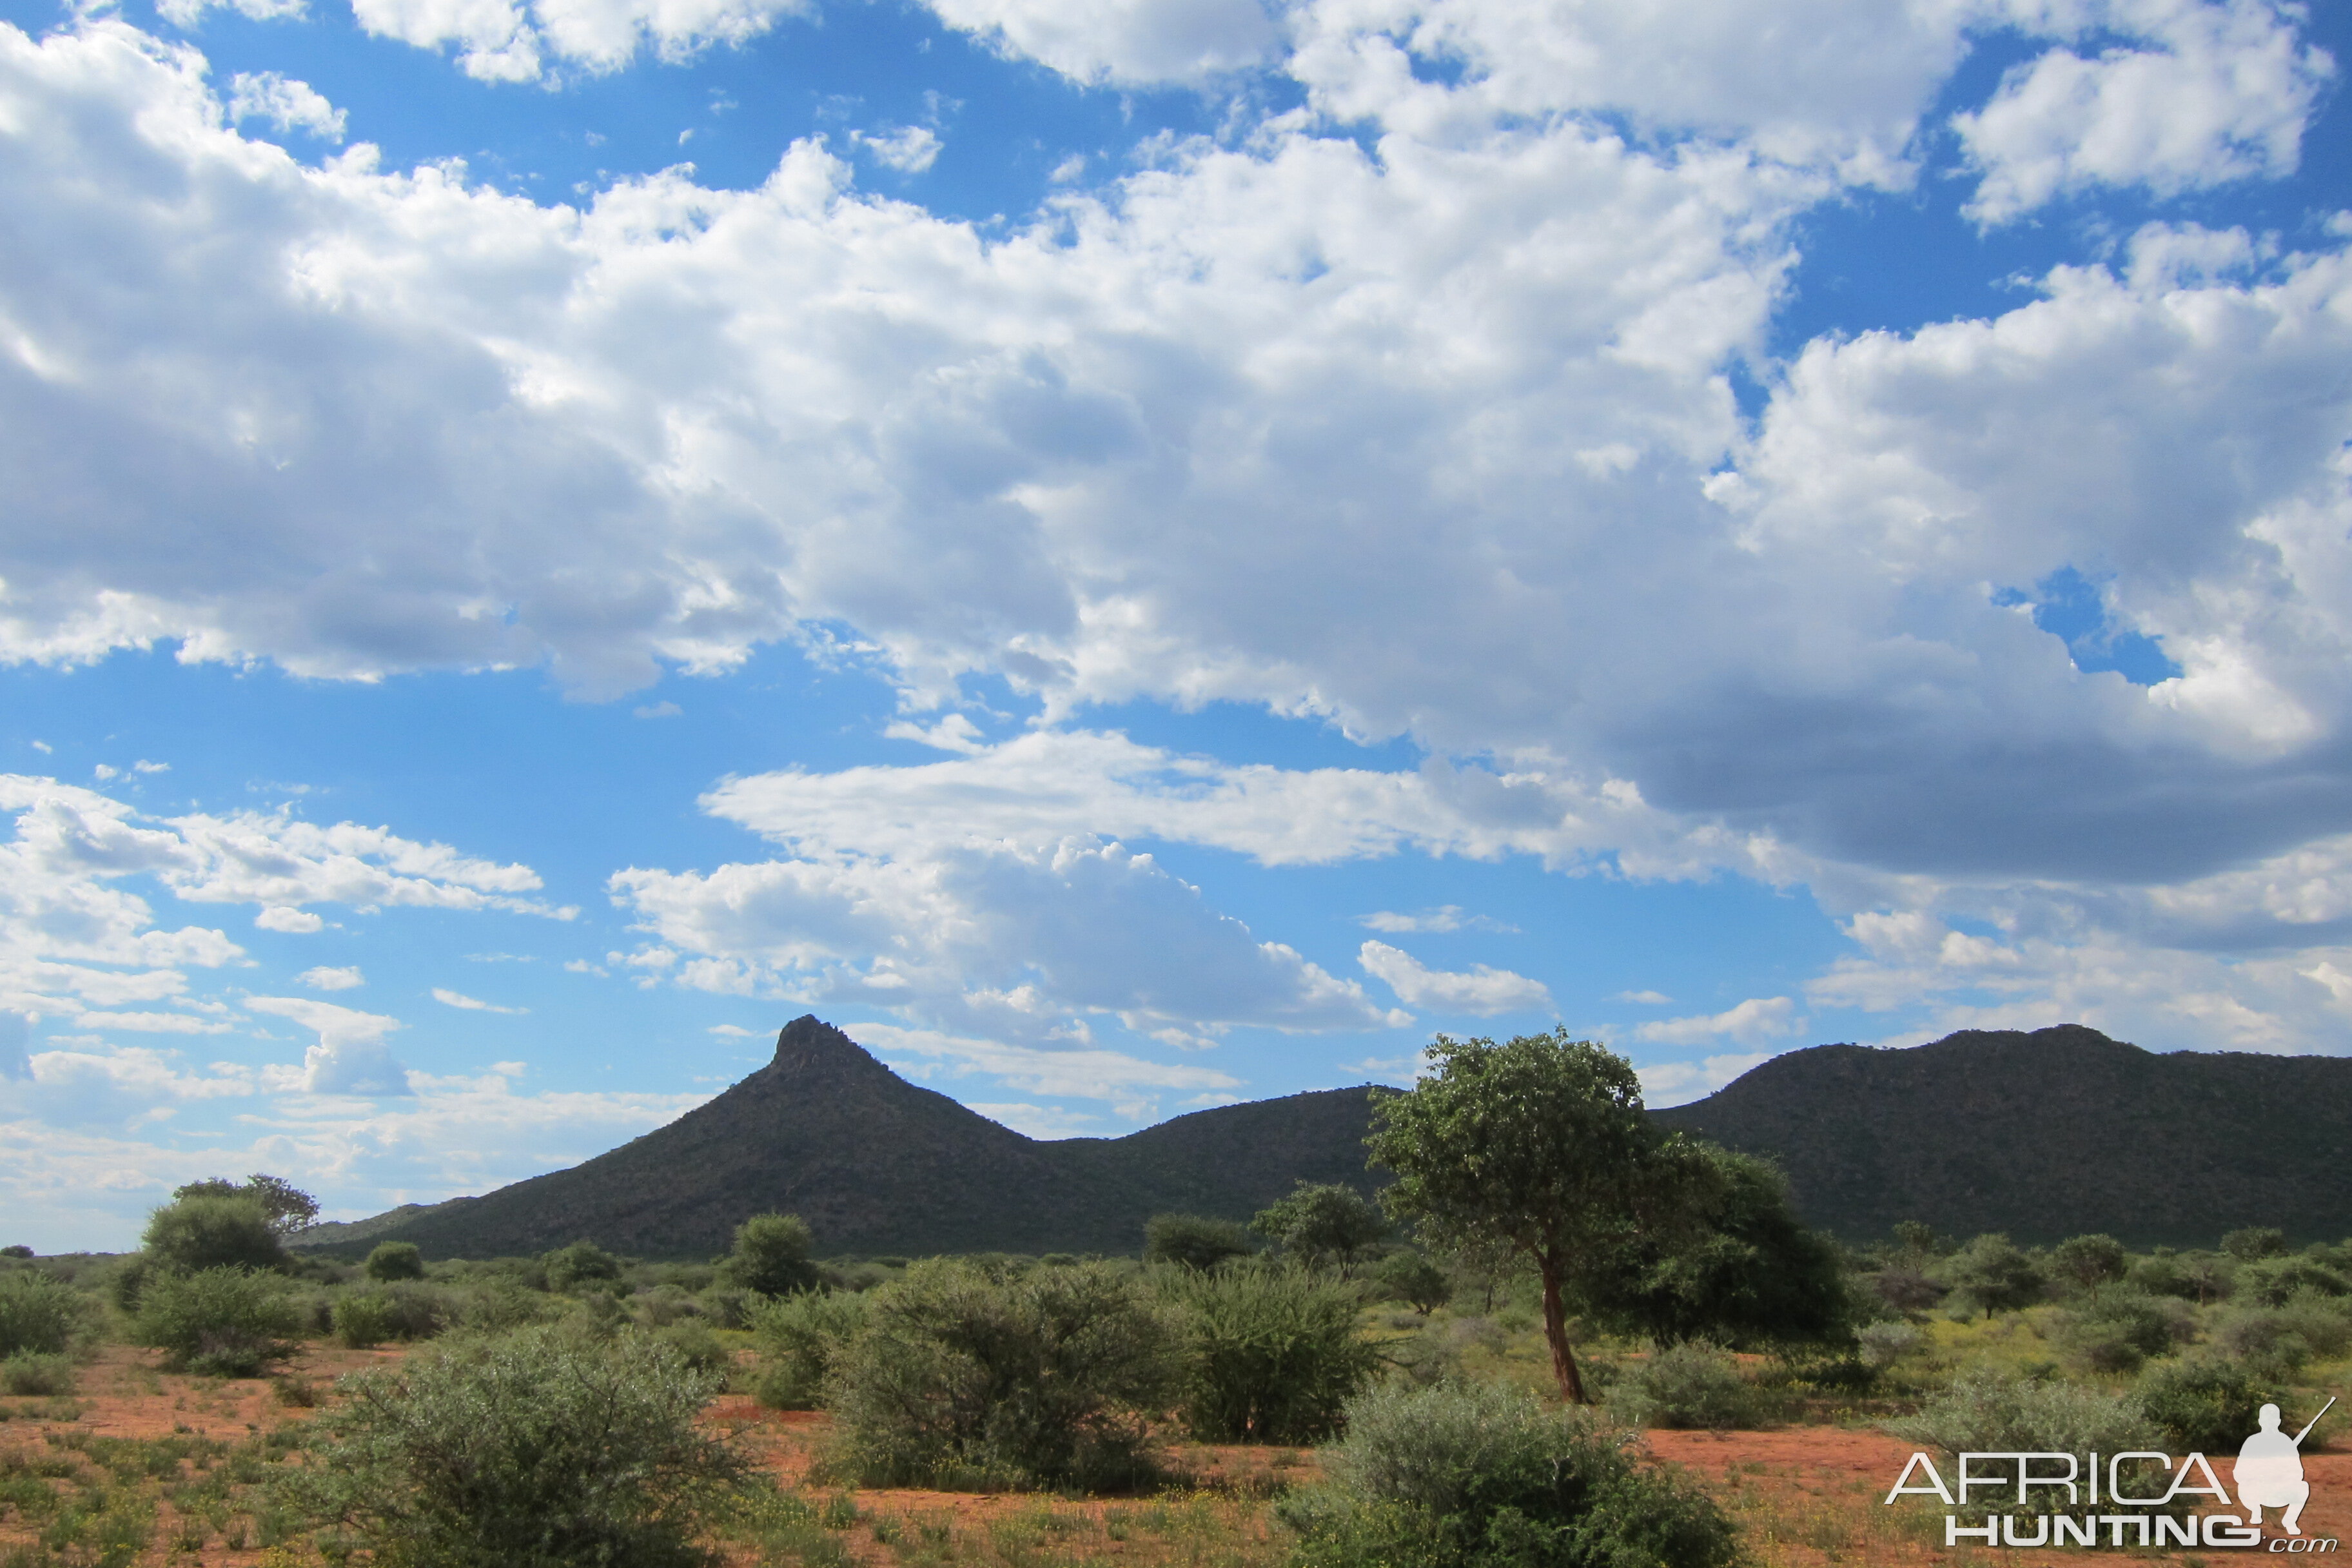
[365,1242,426,1282]
[2052,1286,2186,1373]
[132,1267,300,1377]
[142,1196,288,1276]
[2211,1291,2352,1373]
[542,1241,622,1293]
[0,1246,30,1259]
[1279,1380,1743,1568]
[1144,1213,1254,1272]
[1935,1234,2044,1315]
[720,1213,819,1298]
[1579,1148,1848,1351]
[2222,1226,2288,1260]
[2234,1255,2351,1306]
[749,1289,867,1409]
[2048,1234,2128,1291]
[0,1351,74,1396]
[1250,1183,1389,1270]
[1376,1251,1453,1315]
[652,1320,730,1380]
[1607,1343,1771,1429]
[1160,1264,1377,1444]
[825,1257,1176,1491]
[173,1173,319,1238]
[277,1324,745,1568]
[0,1270,82,1357]
[333,1293,399,1349]
[2137,1357,2275,1453]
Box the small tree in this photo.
[2049,1233,2128,1292]
[1375,1251,1453,1315]
[2222,1226,2288,1261]
[133,1267,300,1376]
[172,1173,319,1238]
[0,1271,83,1357]
[143,1195,288,1275]
[1368,1030,1716,1402]
[1162,1263,1378,1442]
[366,1242,427,1282]
[542,1240,622,1293]
[1144,1213,1254,1272]
[1937,1233,2044,1316]
[1250,1183,1388,1271]
[720,1213,818,1298]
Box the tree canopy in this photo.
[172,1173,318,1239]
[1248,1183,1388,1271]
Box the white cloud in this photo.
[298,965,365,990]
[1357,939,1550,1015]
[855,1019,1241,1102]
[706,1022,762,1036]
[257,906,324,933]
[920,0,1275,84]
[633,700,681,719]
[431,986,527,1014]
[341,0,809,80]
[157,0,306,28]
[1636,1050,1772,1107]
[1631,995,1799,1046]
[964,1099,1101,1137]
[132,760,168,774]
[227,71,346,141]
[1612,988,1673,1005]
[851,124,942,174]
[1358,905,1514,934]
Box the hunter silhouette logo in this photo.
[1885,1397,2339,1552]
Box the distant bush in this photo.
[364,1242,426,1283]
[333,1293,400,1349]
[1886,1368,2162,1496]
[279,1324,744,1568]
[697,1284,758,1330]
[0,1246,32,1260]
[2211,1290,2352,1373]
[1607,1342,1772,1430]
[826,1258,1175,1491]
[2138,1357,2274,1454]
[1856,1320,1926,1370]
[2235,1256,2352,1307]
[721,1213,819,1299]
[1279,1380,1741,1568]
[143,1195,288,1276]
[542,1241,623,1293]
[2222,1227,2288,1261]
[2048,1235,2129,1292]
[1376,1251,1453,1315]
[1144,1213,1254,1273]
[1250,1183,1388,1271]
[2127,1251,2199,1300]
[0,1270,83,1357]
[1935,1234,2043,1316]
[1870,1266,1945,1312]
[2052,1286,2191,1374]
[0,1351,74,1396]
[133,1267,300,1377]
[749,1289,867,1410]
[1161,1263,1376,1444]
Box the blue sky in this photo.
[1,0,2347,1251]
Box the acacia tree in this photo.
[1367,1029,1715,1403]
[172,1174,319,1238]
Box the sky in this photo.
[1,0,2347,1252]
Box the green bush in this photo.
[1161,1263,1377,1443]
[1856,1320,1926,1369]
[2052,1286,2189,1374]
[0,1270,82,1357]
[1144,1213,1255,1272]
[2048,1234,2129,1292]
[720,1213,819,1298]
[2211,1290,2352,1373]
[365,1242,426,1282]
[542,1241,622,1293]
[0,1351,74,1396]
[1885,1368,2163,1505]
[654,1319,731,1381]
[2138,1357,2274,1453]
[1934,1233,2043,1315]
[142,1195,288,1275]
[132,1267,300,1377]
[1250,1183,1388,1271]
[334,1293,399,1349]
[749,1289,868,1410]
[277,1324,745,1568]
[1607,1342,1772,1430]
[2235,1256,2352,1307]
[2222,1227,2288,1261]
[825,1257,1175,1491]
[1279,1380,1741,1568]
[1376,1252,1453,1315]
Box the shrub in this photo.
[1870,1266,1945,1311]
[654,1320,731,1380]
[2235,1256,2352,1307]
[1160,1263,1377,1443]
[334,1293,399,1349]
[142,1196,288,1275]
[2052,1286,2190,1374]
[1279,1380,1741,1568]
[0,1270,82,1357]
[697,1284,757,1330]
[1143,1213,1254,1273]
[1856,1319,1926,1370]
[1886,1368,2163,1505]
[749,1289,868,1410]
[277,1324,745,1568]
[1376,1251,1453,1315]
[1607,1342,1772,1430]
[133,1267,300,1377]
[825,1257,1176,1491]
[1935,1233,2043,1315]
[0,1351,74,1396]
[2211,1290,2352,1373]
[1249,1182,1388,1271]
[364,1242,426,1283]
[2138,1357,2275,1453]
[2222,1227,2288,1261]
[2048,1234,2129,1292]
[542,1241,622,1293]
[720,1213,819,1299]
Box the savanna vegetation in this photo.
[3,1030,2346,1567]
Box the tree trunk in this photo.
[1538,1260,1586,1404]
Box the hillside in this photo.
[1655,1023,2352,1246]
[309,1019,2352,1261]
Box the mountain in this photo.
[308,1015,1388,1260]
[309,1019,2352,1262]
[1654,1023,2352,1247]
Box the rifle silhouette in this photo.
[2293,1396,2337,1447]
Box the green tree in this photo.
[1578,1146,1849,1350]
[365,1242,427,1282]
[2049,1233,2129,1292]
[133,1267,300,1376]
[1937,1233,2045,1315]
[1375,1251,1453,1315]
[172,1173,318,1238]
[1144,1213,1254,1272]
[1162,1262,1377,1443]
[1250,1182,1389,1271]
[2222,1226,2288,1261]
[542,1240,622,1293]
[1367,1030,1716,1403]
[720,1213,818,1298]
[142,1195,288,1275]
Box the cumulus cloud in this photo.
[343,0,810,81]
[1631,995,1800,1046]
[850,124,942,174]
[1636,1050,1772,1107]
[247,995,413,1095]
[1357,939,1551,1015]
[921,0,1276,84]
[1358,906,1514,934]
[855,1020,1240,1105]
[431,986,527,1014]
[297,965,365,990]
[227,71,346,141]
